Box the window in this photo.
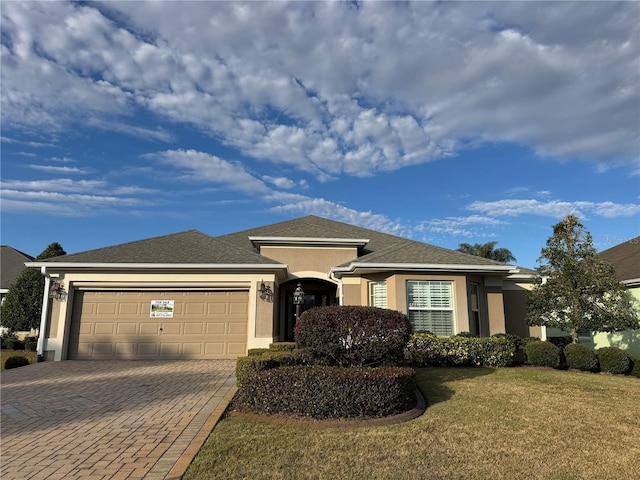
[368,281,388,308]
[469,283,481,336]
[406,280,454,336]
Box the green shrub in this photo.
[4,355,31,369]
[247,348,269,357]
[405,333,516,368]
[23,336,38,352]
[564,343,599,372]
[269,342,296,352]
[455,331,477,338]
[597,347,633,375]
[525,341,562,368]
[234,365,416,419]
[492,333,525,350]
[4,337,24,350]
[295,306,412,367]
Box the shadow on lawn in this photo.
[416,367,495,408]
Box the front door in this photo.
[283,281,336,341]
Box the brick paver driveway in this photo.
[1,360,237,480]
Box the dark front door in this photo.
[284,282,336,342]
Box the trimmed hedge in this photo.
[404,333,516,367]
[525,340,562,368]
[233,365,416,419]
[4,355,30,369]
[564,343,598,372]
[269,342,296,352]
[295,306,412,367]
[597,347,633,375]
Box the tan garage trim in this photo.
[68,290,248,360]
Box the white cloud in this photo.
[2,0,637,180]
[417,215,507,237]
[467,199,640,219]
[144,149,270,194]
[27,165,86,174]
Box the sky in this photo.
[1,1,639,269]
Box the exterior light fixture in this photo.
[293,282,305,320]
[48,281,67,301]
[259,280,273,302]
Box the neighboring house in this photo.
[28,215,539,361]
[591,237,640,355]
[1,246,34,306]
[544,236,640,356]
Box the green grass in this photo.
[1,349,37,370]
[185,367,640,480]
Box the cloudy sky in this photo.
[1,1,638,268]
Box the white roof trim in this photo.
[331,262,516,276]
[249,236,369,248]
[26,262,288,270]
[622,278,640,286]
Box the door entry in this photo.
[283,282,336,342]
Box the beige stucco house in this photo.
[29,215,539,361]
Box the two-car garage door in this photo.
[68,290,248,360]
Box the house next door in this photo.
[282,280,336,342]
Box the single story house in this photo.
[545,236,640,356]
[29,215,540,361]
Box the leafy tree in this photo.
[1,243,66,332]
[526,215,639,343]
[457,241,516,263]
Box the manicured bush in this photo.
[234,365,416,419]
[405,333,516,368]
[247,348,269,357]
[525,340,562,368]
[295,306,412,367]
[4,355,30,369]
[4,337,24,350]
[564,343,599,372]
[597,347,633,375]
[23,336,38,352]
[269,342,296,352]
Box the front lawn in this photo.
[185,367,640,480]
[1,349,37,370]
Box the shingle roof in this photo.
[35,216,517,270]
[43,230,281,265]
[218,215,511,268]
[1,246,34,289]
[598,236,640,282]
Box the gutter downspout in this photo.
[329,270,343,306]
[37,266,50,361]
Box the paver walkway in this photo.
[1,360,237,479]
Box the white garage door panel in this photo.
[68,291,249,359]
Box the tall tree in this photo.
[457,241,517,263]
[1,242,66,332]
[526,215,639,343]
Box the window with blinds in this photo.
[368,281,388,308]
[406,280,454,336]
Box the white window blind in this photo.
[407,281,454,336]
[369,281,388,308]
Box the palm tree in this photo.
[457,241,516,263]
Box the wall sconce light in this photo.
[259,281,273,302]
[48,281,67,301]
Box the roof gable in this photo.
[218,215,514,269]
